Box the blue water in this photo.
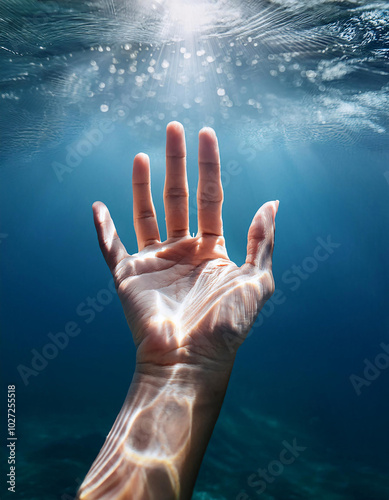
[1,1,389,499]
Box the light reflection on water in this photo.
[0,0,388,160]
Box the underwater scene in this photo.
[1,0,389,499]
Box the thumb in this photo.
[245,200,279,270]
[92,201,129,274]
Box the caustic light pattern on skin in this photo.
[77,372,197,500]
[17,235,341,384]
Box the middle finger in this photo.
[164,121,190,239]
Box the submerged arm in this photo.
[78,122,278,499]
[78,362,233,500]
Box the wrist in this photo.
[134,361,234,402]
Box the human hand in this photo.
[79,123,278,500]
[92,122,278,372]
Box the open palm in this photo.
[92,122,278,370]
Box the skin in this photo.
[77,122,278,500]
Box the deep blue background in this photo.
[1,111,389,498]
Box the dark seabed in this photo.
[1,0,389,499]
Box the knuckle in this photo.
[135,209,155,221]
[198,191,223,204]
[165,187,189,199]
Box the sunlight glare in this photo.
[158,0,221,38]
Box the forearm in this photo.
[77,361,234,500]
